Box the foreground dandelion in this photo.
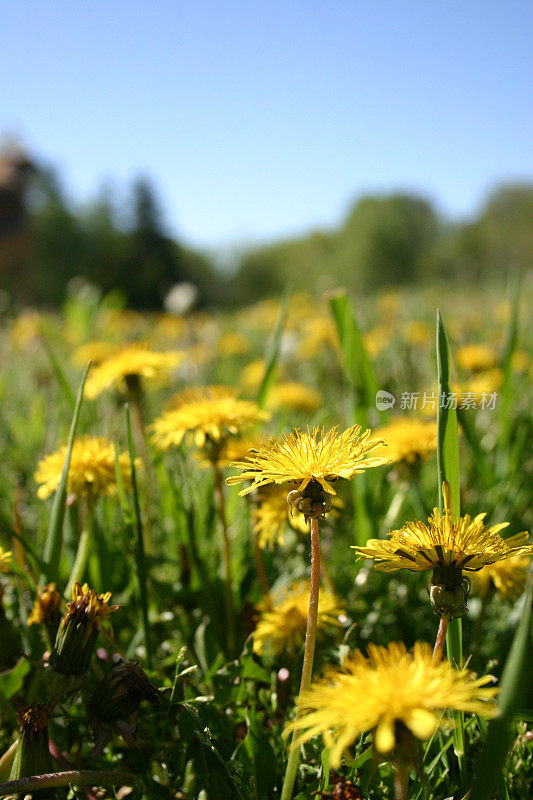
[286,642,497,797]
[229,425,387,800]
[253,582,344,658]
[355,492,532,659]
[35,436,137,504]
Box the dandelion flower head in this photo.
[355,506,532,572]
[150,386,270,452]
[266,382,323,414]
[85,343,183,398]
[27,583,62,626]
[286,642,497,765]
[227,425,387,497]
[371,419,437,465]
[470,555,532,601]
[253,582,344,657]
[457,344,498,373]
[59,582,118,644]
[35,436,138,503]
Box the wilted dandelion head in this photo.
[150,385,270,454]
[286,642,498,766]
[0,547,12,573]
[371,419,437,465]
[85,343,183,398]
[457,344,498,373]
[62,582,118,643]
[227,425,387,497]
[17,702,52,738]
[355,507,532,573]
[27,583,61,627]
[253,582,344,657]
[470,555,532,601]
[35,436,138,503]
[266,381,323,414]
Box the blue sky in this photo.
[2,1,532,249]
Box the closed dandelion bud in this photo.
[428,566,470,620]
[10,703,53,785]
[28,583,62,643]
[87,658,160,724]
[51,582,118,676]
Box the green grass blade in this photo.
[40,335,76,412]
[470,576,532,800]
[498,270,520,446]
[329,289,383,423]
[436,310,466,787]
[125,404,151,668]
[256,289,290,409]
[41,361,91,583]
[436,310,460,517]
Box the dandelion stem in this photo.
[432,616,449,662]
[214,464,236,656]
[394,761,409,800]
[280,515,321,800]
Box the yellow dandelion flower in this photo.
[297,317,339,360]
[27,583,61,626]
[286,641,497,764]
[72,340,118,368]
[266,382,323,414]
[253,582,344,657]
[371,419,437,465]
[0,547,12,573]
[355,507,532,572]
[456,344,498,373]
[240,359,268,395]
[195,434,268,469]
[85,343,183,399]
[35,436,138,503]
[217,331,248,356]
[463,368,503,400]
[253,487,310,549]
[404,320,433,347]
[150,386,270,452]
[227,425,387,497]
[470,555,532,601]
[363,325,390,358]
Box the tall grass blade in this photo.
[470,575,532,800]
[436,310,466,787]
[498,270,520,447]
[41,362,91,583]
[125,404,151,668]
[256,289,290,409]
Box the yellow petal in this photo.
[404,708,438,741]
[375,718,395,753]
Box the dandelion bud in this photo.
[87,658,160,725]
[428,566,470,619]
[51,582,118,676]
[10,703,54,787]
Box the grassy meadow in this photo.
[0,280,531,800]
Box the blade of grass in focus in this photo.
[41,361,91,584]
[256,289,290,409]
[125,404,151,669]
[436,310,466,788]
[470,575,532,800]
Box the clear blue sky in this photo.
[3,1,532,250]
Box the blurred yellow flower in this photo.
[27,583,62,626]
[286,642,497,764]
[228,425,387,497]
[35,436,137,502]
[150,386,270,452]
[72,340,118,368]
[253,582,344,657]
[240,359,267,395]
[470,555,531,601]
[363,325,390,358]
[266,382,322,414]
[457,344,498,373]
[253,486,310,549]
[355,507,532,572]
[217,331,248,356]
[372,419,437,465]
[297,317,339,360]
[85,343,183,398]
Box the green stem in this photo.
[214,464,236,656]
[280,516,321,800]
[0,770,136,794]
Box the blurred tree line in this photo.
[1,149,532,309]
